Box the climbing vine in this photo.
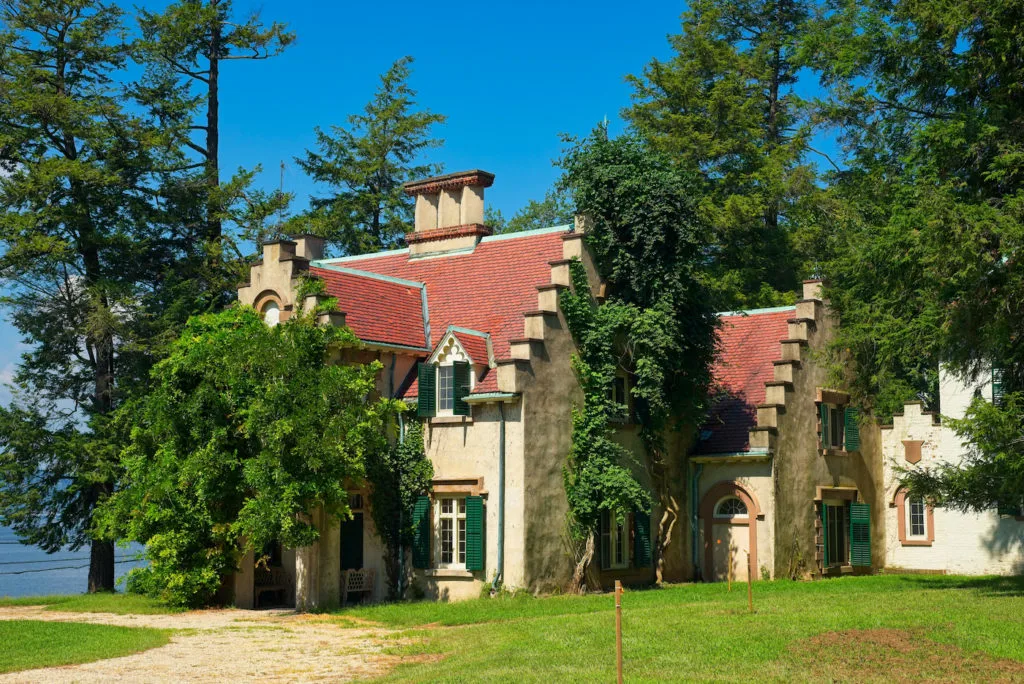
[559,130,719,588]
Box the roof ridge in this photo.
[313,246,410,265]
[479,224,572,243]
[717,305,797,317]
[312,264,425,289]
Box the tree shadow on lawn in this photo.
[893,574,1024,597]
[778,628,1024,682]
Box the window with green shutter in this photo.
[465,495,484,571]
[412,495,431,568]
[992,366,1005,406]
[850,502,871,567]
[819,403,829,448]
[417,363,436,417]
[633,511,652,568]
[453,361,471,416]
[844,407,860,451]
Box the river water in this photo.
[0,526,146,597]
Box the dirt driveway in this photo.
[0,606,398,682]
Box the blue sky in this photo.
[0,0,691,405]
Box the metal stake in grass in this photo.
[746,551,754,613]
[615,580,623,684]
[728,548,733,592]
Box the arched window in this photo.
[714,497,748,518]
[262,301,280,326]
[908,497,927,537]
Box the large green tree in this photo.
[626,0,823,309]
[99,305,397,607]
[0,0,174,591]
[558,130,719,588]
[134,0,293,314]
[813,1,1024,511]
[296,56,445,256]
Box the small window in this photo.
[908,497,926,537]
[436,496,466,567]
[609,375,629,422]
[714,497,748,518]
[348,492,364,511]
[437,365,454,413]
[829,406,843,448]
[262,301,280,326]
[610,511,629,569]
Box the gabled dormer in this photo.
[416,327,495,418]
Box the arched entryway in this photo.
[699,481,761,582]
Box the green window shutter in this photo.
[412,495,431,569]
[819,403,829,448]
[633,511,652,568]
[992,366,1005,406]
[453,361,471,416]
[599,510,611,570]
[844,407,861,451]
[850,502,871,567]
[417,363,436,418]
[820,503,828,567]
[465,495,485,571]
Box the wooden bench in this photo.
[342,568,375,606]
[255,566,290,608]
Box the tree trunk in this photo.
[206,2,222,247]
[569,534,595,595]
[88,537,115,593]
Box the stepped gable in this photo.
[695,307,794,454]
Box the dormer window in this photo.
[417,361,471,417]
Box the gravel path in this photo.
[0,606,398,682]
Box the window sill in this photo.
[821,448,852,457]
[900,539,933,547]
[421,568,476,579]
[429,416,473,425]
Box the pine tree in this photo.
[0,0,173,591]
[626,0,822,309]
[297,56,446,256]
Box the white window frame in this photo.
[824,403,845,449]
[907,496,927,538]
[436,363,455,417]
[714,497,749,519]
[610,511,630,570]
[434,495,467,569]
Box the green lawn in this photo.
[0,591,178,615]
[336,575,1024,682]
[0,620,171,674]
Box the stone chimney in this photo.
[403,170,495,256]
[293,234,325,262]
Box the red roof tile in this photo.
[451,331,491,367]
[694,308,794,455]
[315,228,567,358]
[308,267,427,349]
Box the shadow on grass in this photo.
[894,574,1024,596]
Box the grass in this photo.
[0,620,171,674]
[334,575,1024,682]
[0,591,179,615]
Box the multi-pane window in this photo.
[437,497,466,567]
[909,497,926,537]
[829,406,844,448]
[715,498,748,518]
[608,376,629,422]
[437,365,454,413]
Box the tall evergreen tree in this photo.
[297,56,446,256]
[0,0,172,591]
[813,1,1024,511]
[135,0,293,310]
[626,0,822,309]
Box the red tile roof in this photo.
[314,228,566,357]
[312,227,569,399]
[308,267,427,349]
[451,331,492,367]
[694,307,794,455]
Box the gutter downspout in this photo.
[492,402,506,592]
[691,462,703,581]
[391,353,407,599]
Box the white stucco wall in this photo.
[882,374,1024,575]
